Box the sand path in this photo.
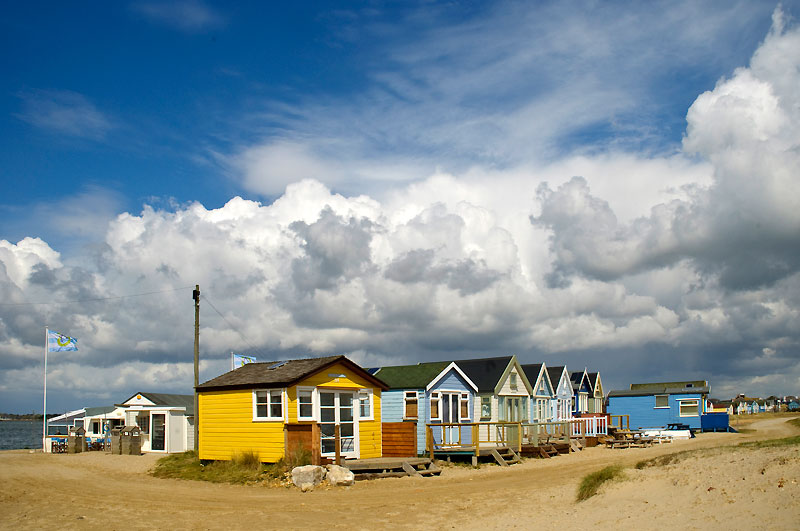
[1,415,797,529]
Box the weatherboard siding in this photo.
[199,389,286,462]
[199,362,384,462]
[607,393,705,430]
[383,389,425,455]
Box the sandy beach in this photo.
[1,415,797,530]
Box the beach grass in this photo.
[576,465,624,502]
[152,450,291,484]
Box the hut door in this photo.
[505,398,521,446]
[151,414,166,451]
[441,393,460,444]
[319,391,358,459]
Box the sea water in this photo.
[0,420,42,450]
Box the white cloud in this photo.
[16,90,113,140]
[132,0,225,32]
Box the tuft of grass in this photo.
[576,465,624,502]
[152,449,269,484]
[739,436,800,449]
[232,449,261,470]
[635,449,696,470]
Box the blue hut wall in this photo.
[382,388,428,455]
[427,369,475,451]
[607,393,705,430]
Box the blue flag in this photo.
[233,354,256,369]
[47,330,78,352]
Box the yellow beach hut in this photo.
[195,355,388,463]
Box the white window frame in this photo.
[430,391,442,421]
[459,392,470,421]
[510,373,518,391]
[358,389,374,420]
[654,394,669,409]
[403,391,419,420]
[296,386,316,421]
[678,399,700,417]
[480,395,492,420]
[253,388,285,421]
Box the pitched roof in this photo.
[587,372,600,392]
[196,355,388,392]
[546,366,566,388]
[84,406,117,417]
[608,383,710,397]
[118,393,195,414]
[630,380,707,391]
[452,356,514,393]
[570,371,586,391]
[521,363,543,379]
[373,361,450,389]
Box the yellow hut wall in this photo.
[198,361,383,462]
[198,389,286,462]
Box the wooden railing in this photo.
[521,421,571,446]
[425,422,524,457]
[609,414,630,430]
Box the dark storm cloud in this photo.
[289,207,375,293]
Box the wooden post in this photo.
[334,424,341,466]
[192,285,200,452]
[517,422,522,451]
[311,423,321,466]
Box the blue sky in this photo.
[1,1,799,413]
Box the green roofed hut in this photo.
[374,361,478,457]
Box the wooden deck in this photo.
[343,457,441,480]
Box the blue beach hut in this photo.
[606,380,710,430]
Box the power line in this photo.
[201,293,268,359]
[0,286,195,306]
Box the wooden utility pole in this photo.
[193,285,200,451]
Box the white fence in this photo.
[567,416,608,437]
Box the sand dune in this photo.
[1,416,797,530]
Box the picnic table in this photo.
[604,429,655,449]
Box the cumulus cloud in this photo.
[2,6,800,412]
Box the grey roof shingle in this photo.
[547,366,565,389]
[117,393,195,414]
[196,355,388,391]
[607,386,710,397]
[373,361,450,389]
[452,356,514,393]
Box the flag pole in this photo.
[42,326,48,452]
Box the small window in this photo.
[510,373,518,391]
[298,389,314,420]
[679,399,699,417]
[254,389,283,421]
[460,393,470,420]
[655,394,669,408]
[404,391,418,419]
[136,414,149,434]
[430,392,441,421]
[359,390,373,420]
[480,396,491,420]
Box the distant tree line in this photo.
[0,413,56,420]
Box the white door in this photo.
[441,393,460,444]
[319,391,358,459]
